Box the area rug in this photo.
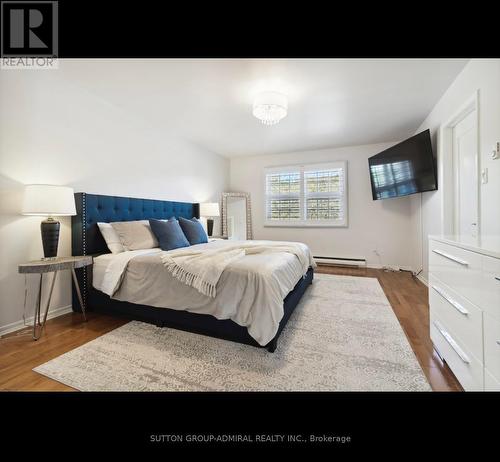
[33,274,431,391]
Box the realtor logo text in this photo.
[1,1,58,69]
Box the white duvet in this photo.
[93,240,316,346]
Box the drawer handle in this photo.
[433,321,470,364]
[497,341,500,346]
[495,277,500,282]
[432,285,469,315]
[432,249,469,266]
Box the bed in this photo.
[71,193,314,352]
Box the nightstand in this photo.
[18,256,93,340]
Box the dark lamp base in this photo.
[41,218,60,259]
[207,218,214,237]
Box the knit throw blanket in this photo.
[160,242,314,298]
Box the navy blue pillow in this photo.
[178,217,208,245]
[149,218,190,251]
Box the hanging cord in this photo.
[415,192,424,277]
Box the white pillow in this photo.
[97,222,125,254]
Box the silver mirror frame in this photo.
[221,192,253,240]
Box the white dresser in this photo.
[428,236,500,391]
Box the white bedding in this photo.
[93,248,163,296]
[92,240,315,346]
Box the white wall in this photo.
[0,64,229,334]
[230,142,415,268]
[409,59,500,283]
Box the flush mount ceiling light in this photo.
[252,91,288,126]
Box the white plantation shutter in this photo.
[264,161,347,227]
[304,165,345,221]
[265,169,301,221]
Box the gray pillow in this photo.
[110,220,159,251]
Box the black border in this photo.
[2,0,493,58]
[3,391,500,453]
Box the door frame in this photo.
[438,90,480,240]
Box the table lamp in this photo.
[200,202,220,237]
[21,184,77,259]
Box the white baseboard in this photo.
[319,262,422,276]
[416,273,428,287]
[367,265,429,286]
[0,304,73,338]
[365,264,414,272]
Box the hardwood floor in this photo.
[0,312,128,391]
[0,266,462,391]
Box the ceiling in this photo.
[60,59,468,158]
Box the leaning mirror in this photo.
[221,192,253,240]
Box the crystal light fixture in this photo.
[252,91,288,125]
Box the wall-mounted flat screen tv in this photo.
[368,129,437,200]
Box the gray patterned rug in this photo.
[34,274,431,391]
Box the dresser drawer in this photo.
[485,368,500,391]
[430,314,483,391]
[429,275,483,361]
[480,255,500,318]
[429,240,483,308]
[483,311,500,383]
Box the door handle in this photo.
[433,320,470,364]
[432,249,469,266]
[432,285,469,315]
[495,277,500,282]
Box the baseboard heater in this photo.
[313,256,367,268]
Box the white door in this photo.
[452,110,479,244]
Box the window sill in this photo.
[264,221,348,228]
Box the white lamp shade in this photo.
[200,202,220,217]
[22,184,77,216]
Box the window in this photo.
[264,161,347,227]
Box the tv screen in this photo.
[368,129,437,200]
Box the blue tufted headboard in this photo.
[71,193,199,311]
[71,192,200,257]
